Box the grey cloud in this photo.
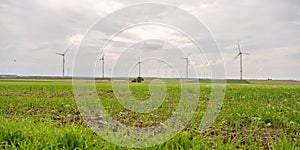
[0,0,299,79]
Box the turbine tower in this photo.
[99,53,105,78]
[234,43,249,80]
[181,52,191,78]
[56,48,70,77]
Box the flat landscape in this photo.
[0,79,299,149]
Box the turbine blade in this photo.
[138,57,144,64]
[186,52,192,58]
[243,53,250,55]
[233,53,240,60]
[64,48,70,54]
[237,43,241,53]
[133,62,139,68]
[56,53,63,56]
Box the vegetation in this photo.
[0,79,299,149]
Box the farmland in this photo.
[0,79,299,149]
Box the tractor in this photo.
[131,77,144,83]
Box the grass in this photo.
[0,79,299,149]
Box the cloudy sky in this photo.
[0,0,299,80]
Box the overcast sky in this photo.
[0,0,299,80]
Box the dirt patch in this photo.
[273,80,300,85]
[56,115,83,125]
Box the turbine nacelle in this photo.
[99,53,105,61]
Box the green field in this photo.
[0,79,299,149]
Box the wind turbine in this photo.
[136,57,143,77]
[234,43,249,80]
[181,52,191,78]
[130,57,144,83]
[99,53,105,78]
[56,48,70,77]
